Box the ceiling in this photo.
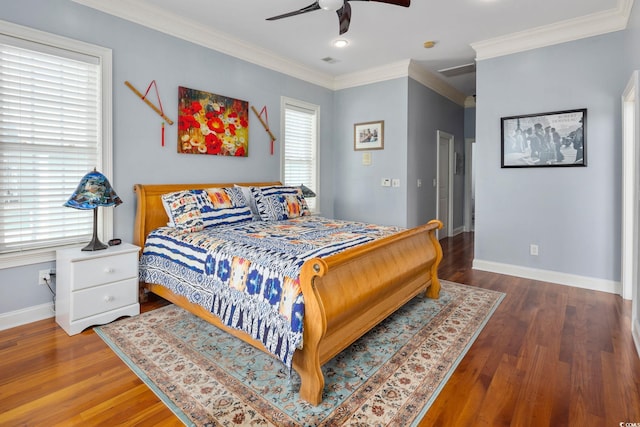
[73,0,629,102]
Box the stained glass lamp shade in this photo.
[63,169,122,251]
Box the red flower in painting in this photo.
[205,133,222,154]
[205,111,215,120]
[207,117,225,133]
[239,117,248,128]
[234,146,245,157]
[178,115,198,131]
[228,123,236,136]
[191,101,203,113]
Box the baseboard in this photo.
[452,226,466,236]
[0,303,54,331]
[472,259,621,295]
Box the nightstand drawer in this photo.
[71,278,138,321]
[71,252,138,290]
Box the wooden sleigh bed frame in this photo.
[133,181,443,405]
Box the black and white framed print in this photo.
[501,108,586,168]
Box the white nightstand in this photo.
[55,243,140,336]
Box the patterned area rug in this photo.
[96,281,503,426]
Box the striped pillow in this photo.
[161,187,252,231]
[250,185,310,221]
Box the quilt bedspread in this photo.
[139,216,402,368]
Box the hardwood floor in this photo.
[1,233,638,426]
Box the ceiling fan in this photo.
[266,0,411,35]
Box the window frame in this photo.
[0,19,113,269]
[280,96,320,212]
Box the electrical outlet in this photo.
[38,269,51,285]
[530,244,539,256]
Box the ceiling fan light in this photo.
[319,0,344,11]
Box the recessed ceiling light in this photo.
[333,39,349,48]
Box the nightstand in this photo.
[55,243,140,335]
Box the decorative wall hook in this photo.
[251,105,277,155]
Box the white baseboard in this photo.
[452,226,466,236]
[0,303,54,331]
[472,259,621,295]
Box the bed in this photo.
[133,181,443,405]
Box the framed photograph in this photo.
[354,120,384,151]
[501,108,586,168]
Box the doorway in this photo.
[436,130,454,238]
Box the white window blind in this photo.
[0,29,104,260]
[282,98,318,211]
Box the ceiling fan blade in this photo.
[266,2,322,21]
[349,0,410,6]
[337,1,351,35]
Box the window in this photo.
[0,20,112,268]
[281,97,319,211]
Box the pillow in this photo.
[161,190,204,232]
[161,187,253,231]
[250,185,310,221]
[234,184,260,221]
[201,187,253,228]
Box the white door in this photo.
[622,70,640,356]
[437,131,454,238]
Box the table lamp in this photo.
[63,169,122,251]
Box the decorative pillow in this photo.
[250,185,310,221]
[161,190,204,232]
[201,187,253,228]
[161,187,253,231]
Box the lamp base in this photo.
[82,236,108,251]
[81,208,108,251]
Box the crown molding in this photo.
[408,61,467,106]
[71,0,466,101]
[71,0,335,89]
[464,96,476,108]
[332,59,411,90]
[472,0,634,60]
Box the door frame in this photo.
[464,138,475,232]
[622,70,640,356]
[436,130,454,238]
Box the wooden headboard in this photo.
[132,181,281,249]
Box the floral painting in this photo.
[177,86,249,156]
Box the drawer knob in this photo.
[104,295,114,303]
[104,267,115,273]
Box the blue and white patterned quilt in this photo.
[139,216,401,368]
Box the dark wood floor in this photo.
[1,233,639,426]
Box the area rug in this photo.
[95,281,504,426]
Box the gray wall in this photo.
[474,29,629,283]
[333,78,409,227]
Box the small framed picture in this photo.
[354,120,384,151]
[501,108,586,168]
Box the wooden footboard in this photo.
[295,219,442,404]
[133,182,443,405]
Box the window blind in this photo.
[0,39,100,254]
[283,101,318,210]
